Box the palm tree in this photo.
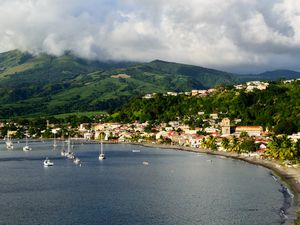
[279,135,293,160]
[229,136,241,153]
[267,135,294,160]
[200,136,217,151]
[221,137,230,150]
[206,135,217,151]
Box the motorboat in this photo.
[23,145,32,152]
[43,158,54,167]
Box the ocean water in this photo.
[0,141,286,225]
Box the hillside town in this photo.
[1,114,299,166]
[1,78,299,166]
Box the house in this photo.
[288,132,300,142]
[83,132,93,140]
[210,113,218,119]
[79,123,90,132]
[166,92,178,96]
[235,126,263,136]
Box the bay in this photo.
[0,141,284,225]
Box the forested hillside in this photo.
[0,50,299,118]
[109,81,300,134]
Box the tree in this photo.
[221,137,230,150]
[240,131,249,139]
[229,136,241,153]
[267,135,295,160]
[202,136,217,151]
[274,120,297,135]
[240,139,257,153]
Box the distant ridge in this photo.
[0,50,299,118]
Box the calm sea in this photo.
[0,141,287,225]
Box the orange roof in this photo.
[236,126,263,131]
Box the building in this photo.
[235,126,263,136]
[221,118,231,136]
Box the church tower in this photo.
[221,118,230,135]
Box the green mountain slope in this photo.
[109,81,300,134]
[0,50,299,118]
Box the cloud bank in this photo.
[1,0,300,72]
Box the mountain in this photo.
[0,50,299,118]
[238,69,300,82]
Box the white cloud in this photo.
[1,0,300,72]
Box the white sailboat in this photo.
[23,133,32,151]
[6,132,13,150]
[60,139,67,157]
[98,141,105,160]
[66,138,75,159]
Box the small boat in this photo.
[73,157,81,165]
[23,146,32,152]
[43,158,54,167]
[132,149,141,153]
[142,161,149,165]
[98,142,106,160]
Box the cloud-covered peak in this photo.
[1,0,300,72]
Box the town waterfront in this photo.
[0,141,290,225]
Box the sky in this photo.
[1,0,300,73]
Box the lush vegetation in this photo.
[0,50,239,118]
[110,81,300,134]
[1,50,300,119]
[266,135,300,163]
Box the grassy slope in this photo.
[0,50,299,119]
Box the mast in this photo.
[67,138,71,153]
[100,141,103,154]
[61,137,65,151]
[53,133,57,147]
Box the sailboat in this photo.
[98,141,106,160]
[6,132,14,150]
[66,138,75,159]
[61,138,67,157]
[23,133,32,151]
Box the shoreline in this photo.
[131,142,300,224]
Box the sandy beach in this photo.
[134,142,300,224]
